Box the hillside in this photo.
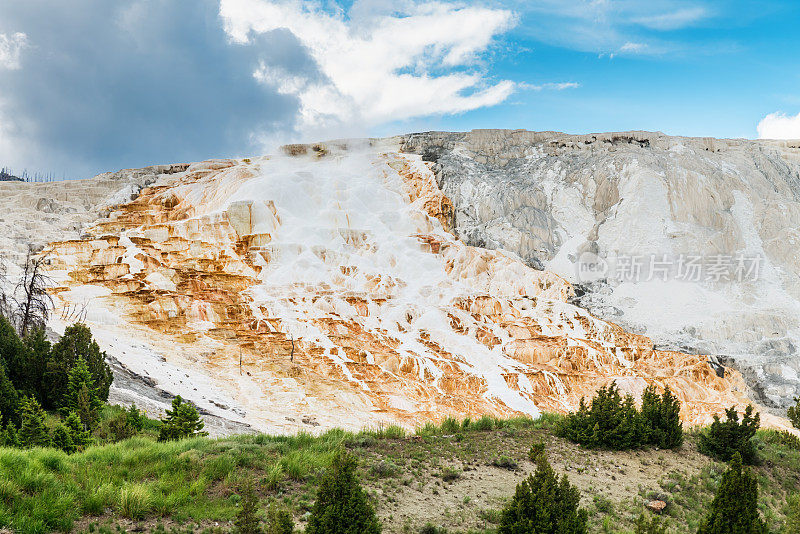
[2,414,799,534]
[1,130,798,434]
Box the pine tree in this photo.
[15,326,51,401]
[126,404,145,431]
[498,453,588,534]
[158,396,207,442]
[0,315,26,377]
[306,448,381,534]
[641,385,683,449]
[45,323,112,409]
[0,365,20,427]
[697,453,767,534]
[699,405,760,464]
[64,411,91,448]
[65,357,102,430]
[2,420,20,447]
[556,383,645,449]
[19,396,50,448]
[234,482,262,534]
[51,423,76,454]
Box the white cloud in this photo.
[631,7,709,31]
[757,112,800,140]
[520,82,580,91]
[219,0,517,137]
[619,42,647,54]
[512,1,714,56]
[0,32,28,70]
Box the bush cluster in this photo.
[698,405,760,464]
[0,319,113,452]
[556,383,683,449]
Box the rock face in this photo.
[398,130,800,411]
[25,139,766,435]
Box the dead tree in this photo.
[13,251,54,336]
[0,259,12,321]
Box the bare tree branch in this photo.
[12,249,54,336]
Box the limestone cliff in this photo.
[399,130,800,411]
[11,137,770,435]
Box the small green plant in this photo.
[371,460,399,478]
[698,405,760,464]
[478,508,503,525]
[635,513,668,534]
[158,395,207,442]
[440,416,460,434]
[593,494,614,514]
[0,418,19,447]
[64,410,91,448]
[758,429,800,450]
[498,454,588,534]
[784,494,800,534]
[492,456,518,470]
[472,415,494,431]
[528,440,545,463]
[696,453,767,534]
[118,484,152,520]
[265,503,293,534]
[306,448,381,534]
[234,482,262,534]
[51,423,76,453]
[126,404,145,431]
[440,467,461,482]
[787,397,800,429]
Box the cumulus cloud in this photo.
[0,32,27,70]
[0,0,307,178]
[219,0,517,138]
[757,112,800,140]
[0,0,521,177]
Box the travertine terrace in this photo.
[401,130,800,411]
[14,134,769,435]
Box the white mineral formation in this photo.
[1,131,796,435]
[400,130,800,410]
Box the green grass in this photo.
[0,419,438,533]
[0,433,340,533]
[0,412,797,534]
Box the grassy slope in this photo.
[0,414,798,534]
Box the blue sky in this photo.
[1,0,799,178]
[381,0,800,140]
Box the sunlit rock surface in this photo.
[400,130,800,411]
[24,138,767,434]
